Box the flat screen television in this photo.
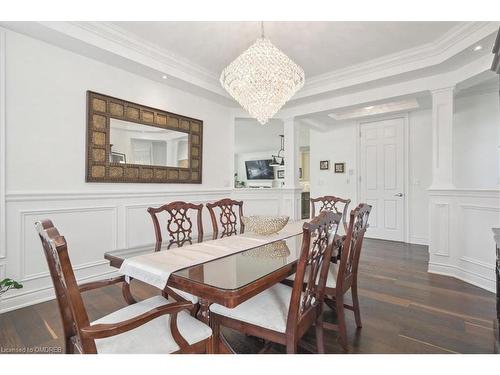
[245,159,274,180]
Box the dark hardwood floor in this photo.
[0,239,496,354]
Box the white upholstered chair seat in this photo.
[286,262,339,289]
[209,283,293,333]
[92,295,211,354]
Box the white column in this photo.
[283,117,300,188]
[430,87,455,189]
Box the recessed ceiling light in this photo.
[161,75,168,79]
[473,45,482,52]
[364,106,375,110]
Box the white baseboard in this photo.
[428,261,495,293]
[409,236,428,246]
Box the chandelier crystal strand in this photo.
[220,26,305,125]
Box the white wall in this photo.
[453,90,500,189]
[310,121,358,200]
[0,29,235,312]
[6,31,233,193]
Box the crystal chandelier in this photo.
[220,22,305,125]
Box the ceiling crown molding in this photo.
[294,22,500,99]
[38,21,228,97]
[71,21,218,81]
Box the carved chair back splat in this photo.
[206,198,244,240]
[310,195,351,232]
[148,201,204,249]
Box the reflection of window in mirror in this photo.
[109,118,189,167]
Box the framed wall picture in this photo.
[319,160,330,170]
[334,162,345,173]
[277,169,285,179]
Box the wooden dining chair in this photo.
[206,198,244,240]
[147,201,203,304]
[209,210,342,354]
[35,219,212,354]
[148,201,204,249]
[310,195,351,233]
[322,203,371,350]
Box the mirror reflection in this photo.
[109,118,189,168]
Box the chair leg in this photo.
[286,342,297,354]
[286,336,297,354]
[336,296,348,351]
[351,284,362,329]
[122,281,137,305]
[315,317,325,354]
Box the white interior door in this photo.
[359,117,405,241]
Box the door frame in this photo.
[355,113,410,243]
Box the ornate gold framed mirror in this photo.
[86,91,202,183]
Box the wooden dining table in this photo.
[104,227,304,352]
[103,222,341,353]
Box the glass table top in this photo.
[171,234,304,290]
[105,233,304,291]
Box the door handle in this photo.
[394,193,404,197]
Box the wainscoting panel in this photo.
[19,206,117,281]
[460,204,499,267]
[125,203,165,248]
[428,189,500,292]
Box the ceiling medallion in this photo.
[220,22,305,125]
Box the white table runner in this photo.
[119,219,306,290]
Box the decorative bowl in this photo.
[242,215,289,235]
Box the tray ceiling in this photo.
[111,21,461,79]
